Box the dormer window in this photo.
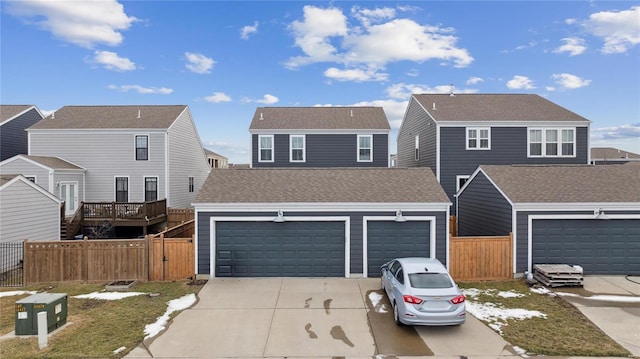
[258,135,274,162]
[466,128,490,150]
[290,135,305,162]
[357,135,373,162]
[135,135,149,160]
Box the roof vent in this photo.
[432,102,436,110]
[259,112,264,120]
[51,112,55,119]
[137,109,141,119]
[449,84,455,97]
[350,109,353,117]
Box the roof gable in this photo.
[0,174,61,204]
[591,147,640,161]
[28,105,187,130]
[248,107,390,131]
[412,94,590,124]
[1,105,41,126]
[1,155,85,171]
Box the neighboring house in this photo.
[193,167,450,278]
[0,174,62,243]
[0,105,44,161]
[204,148,229,168]
[249,107,390,167]
[0,155,86,216]
[591,147,640,165]
[396,94,591,209]
[27,105,211,208]
[457,165,640,276]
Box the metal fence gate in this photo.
[0,241,24,286]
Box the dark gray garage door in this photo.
[367,221,430,277]
[532,219,640,275]
[215,221,345,277]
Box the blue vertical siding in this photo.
[1,108,43,161]
[457,172,512,236]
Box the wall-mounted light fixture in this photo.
[273,210,285,223]
[594,208,609,220]
[394,209,407,223]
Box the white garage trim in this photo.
[527,213,640,273]
[208,216,351,278]
[362,216,436,278]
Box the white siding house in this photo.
[26,105,211,208]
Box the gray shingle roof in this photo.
[28,105,187,130]
[591,147,640,160]
[479,165,640,203]
[23,155,85,170]
[412,94,590,123]
[248,107,390,130]
[204,148,227,159]
[195,167,449,203]
[1,105,34,122]
[0,174,19,186]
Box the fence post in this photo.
[83,236,89,282]
[22,239,28,286]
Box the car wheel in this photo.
[393,301,403,326]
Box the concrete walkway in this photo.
[126,278,511,358]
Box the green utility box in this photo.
[15,293,68,335]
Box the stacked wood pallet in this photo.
[533,264,584,287]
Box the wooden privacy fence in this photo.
[449,233,513,281]
[23,235,195,285]
[167,208,195,228]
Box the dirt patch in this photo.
[78,299,103,310]
[188,279,208,286]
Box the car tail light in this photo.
[403,295,424,305]
[450,295,465,304]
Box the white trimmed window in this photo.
[528,128,575,157]
[290,135,305,162]
[456,175,470,192]
[357,135,373,162]
[466,127,490,150]
[415,134,420,161]
[135,135,149,161]
[258,135,274,162]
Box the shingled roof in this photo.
[28,105,188,130]
[195,167,449,204]
[478,165,640,203]
[248,107,390,130]
[20,155,85,170]
[1,105,36,123]
[591,147,640,161]
[412,94,590,123]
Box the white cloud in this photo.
[553,37,587,56]
[349,99,408,130]
[5,0,137,48]
[386,83,434,99]
[582,6,640,54]
[351,6,396,27]
[466,76,484,85]
[185,52,215,74]
[591,123,640,140]
[256,94,279,104]
[551,73,591,89]
[506,75,535,90]
[240,21,258,39]
[107,84,173,94]
[324,67,388,82]
[204,92,232,103]
[92,50,135,71]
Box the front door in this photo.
[60,182,78,216]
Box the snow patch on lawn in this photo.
[0,290,36,298]
[368,292,388,313]
[530,286,555,296]
[497,290,524,298]
[73,291,146,300]
[555,292,640,303]
[144,293,197,340]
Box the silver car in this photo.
[381,257,466,326]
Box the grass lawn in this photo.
[458,280,631,357]
[0,280,204,358]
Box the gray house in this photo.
[193,167,450,278]
[591,147,640,165]
[249,107,390,167]
[0,155,86,216]
[0,105,44,161]
[457,165,640,275]
[396,94,591,210]
[27,105,211,208]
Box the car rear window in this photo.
[408,273,453,289]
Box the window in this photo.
[466,127,490,150]
[415,134,420,161]
[528,128,575,157]
[258,135,273,162]
[357,135,372,162]
[188,176,194,193]
[144,177,158,202]
[290,135,305,162]
[135,135,148,161]
[456,175,470,192]
[115,177,128,202]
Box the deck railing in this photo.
[82,199,167,221]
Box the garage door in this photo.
[367,221,430,277]
[215,221,345,277]
[532,219,640,275]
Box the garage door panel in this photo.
[532,219,640,275]
[216,221,345,277]
[367,221,430,277]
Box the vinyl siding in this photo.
[397,98,436,169]
[1,108,42,161]
[0,180,60,242]
[440,126,589,211]
[251,133,389,167]
[457,171,512,236]
[196,210,447,276]
[167,109,211,208]
[29,130,166,202]
[0,159,52,192]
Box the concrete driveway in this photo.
[126,278,513,358]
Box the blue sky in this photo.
[2,1,638,164]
